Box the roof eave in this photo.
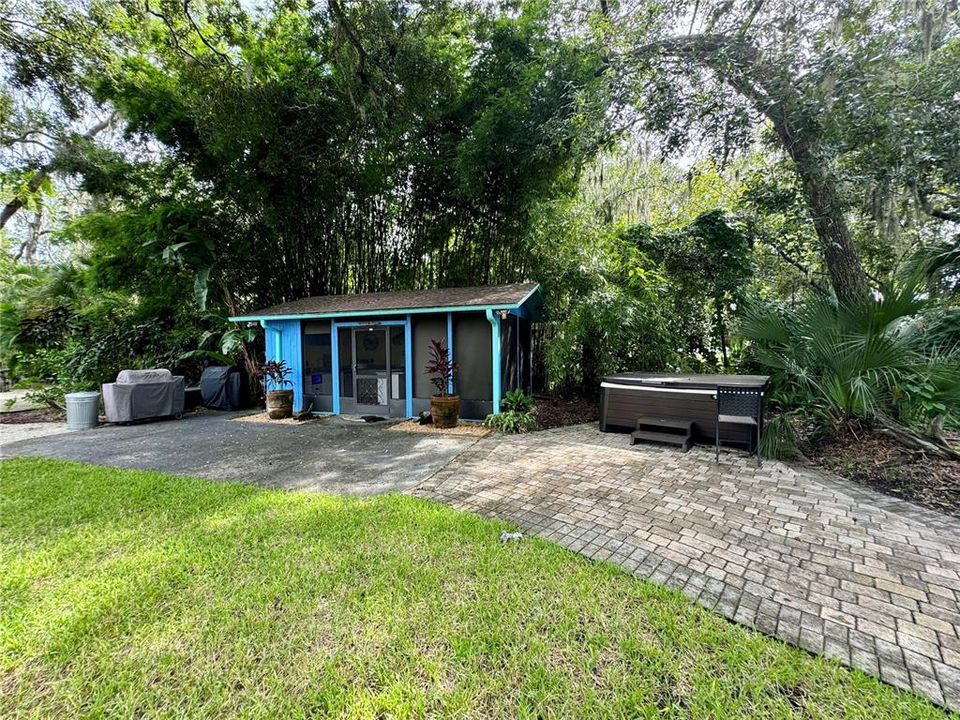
[228,285,542,323]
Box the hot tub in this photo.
[600,372,770,450]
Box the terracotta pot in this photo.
[430,394,460,429]
[265,389,294,419]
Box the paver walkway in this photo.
[413,424,960,711]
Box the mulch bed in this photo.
[0,407,65,424]
[387,420,491,437]
[532,394,600,430]
[232,411,322,426]
[807,430,960,519]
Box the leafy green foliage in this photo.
[627,210,751,369]
[529,196,676,394]
[83,0,609,309]
[740,281,960,456]
[501,389,534,414]
[484,389,537,433]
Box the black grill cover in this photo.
[200,366,245,410]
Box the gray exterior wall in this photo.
[412,314,446,398]
[303,320,331,334]
[454,312,492,401]
[412,397,492,421]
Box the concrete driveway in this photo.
[1,412,476,495]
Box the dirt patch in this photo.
[388,419,491,438]
[0,408,65,424]
[232,412,323,426]
[533,395,599,430]
[808,429,960,519]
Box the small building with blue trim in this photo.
[229,283,543,419]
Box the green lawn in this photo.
[0,458,947,719]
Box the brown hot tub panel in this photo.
[600,373,769,451]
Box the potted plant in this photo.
[425,338,459,428]
[258,360,294,419]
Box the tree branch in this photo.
[328,0,369,66]
[182,0,233,66]
[144,0,205,65]
[0,113,115,230]
[758,236,829,292]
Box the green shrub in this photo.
[484,390,537,433]
[739,283,960,456]
[501,388,534,413]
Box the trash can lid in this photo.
[65,391,101,399]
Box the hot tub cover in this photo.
[602,372,769,390]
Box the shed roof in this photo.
[229,282,541,321]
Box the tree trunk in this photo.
[877,413,960,461]
[728,80,871,306]
[219,280,260,398]
[628,34,872,305]
[778,141,872,305]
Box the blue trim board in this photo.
[485,309,501,414]
[404,315,413,417]
[330,319,341,414]
[446,312,454,395]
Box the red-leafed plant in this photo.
[425,338,457,396]
[257,360,293,391]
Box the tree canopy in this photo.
[1,0,957,439]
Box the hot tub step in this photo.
[633,415,693,431]
[631,418,694,453]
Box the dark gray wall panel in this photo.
[454,313,492,401]
[413,314,446,398]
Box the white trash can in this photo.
[65,391,100,430]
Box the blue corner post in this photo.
[404,314,413,417]
[330,319,340,414]
[485,309,501,414]
[446,312,454,395]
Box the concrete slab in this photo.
[2,411,476,496]
[1,422,73,446]
[0,390,44,413]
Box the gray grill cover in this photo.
[102,368,185,423]
[200,366,243,410]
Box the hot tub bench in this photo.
[600,372,770,451]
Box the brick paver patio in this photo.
[413,424,960,711]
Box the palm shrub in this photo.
[739,283,960,459]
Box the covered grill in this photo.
[102,368,185,423]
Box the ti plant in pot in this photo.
[425,338,459,428]
[258,360,294,419]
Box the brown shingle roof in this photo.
[231,283,540,320]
